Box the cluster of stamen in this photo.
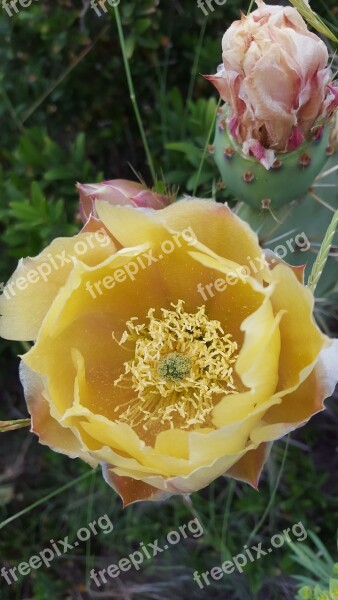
[113,300,238,431]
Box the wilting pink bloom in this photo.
[76,179,171,229]
[206,1,338,169]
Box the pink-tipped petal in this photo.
[327,84,338,114]
[102,464,172,506]
[76,179,171,226]
[288,126,305,151]
[242,139,275,169]
[227,442,272,488]
[132,190,171,209]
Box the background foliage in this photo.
[0,1,337,598]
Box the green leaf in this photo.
[308,531,334,569]
[187,169,212,191]
[18,136,44,167]
[125,35,135,59]
[9,201,38,220]
[307,210,338,293]
[30,181,47,211]
[289,0,338,42]
[165,142,202,160]
[44,167,75,181]
[330,579,338,598]
[0,485,14,507]
[72,132,86,164]
[135,18,151,34]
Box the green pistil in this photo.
[157,352,192,381]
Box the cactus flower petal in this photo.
[1,199,337,503]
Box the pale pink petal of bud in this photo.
[242,139,276,169]
[288,126,305,151]
[76,179,171,226]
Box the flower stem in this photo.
[193,98,221,196]
[0,469,95,530]
[247,0,255,15]
[246,437,289,546]
[113,5,157,185]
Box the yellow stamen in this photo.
[113,300,238,431]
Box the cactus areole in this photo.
[213,105,332,210]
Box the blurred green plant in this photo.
[0,128,102,295]
[290,531,338,599]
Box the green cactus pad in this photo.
[213,105,332,210]
[236,153,337,332]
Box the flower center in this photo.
[157,352,192,381]
[113,300,238,432]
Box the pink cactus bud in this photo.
[206,1,338,169]
[76,179,171,226]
